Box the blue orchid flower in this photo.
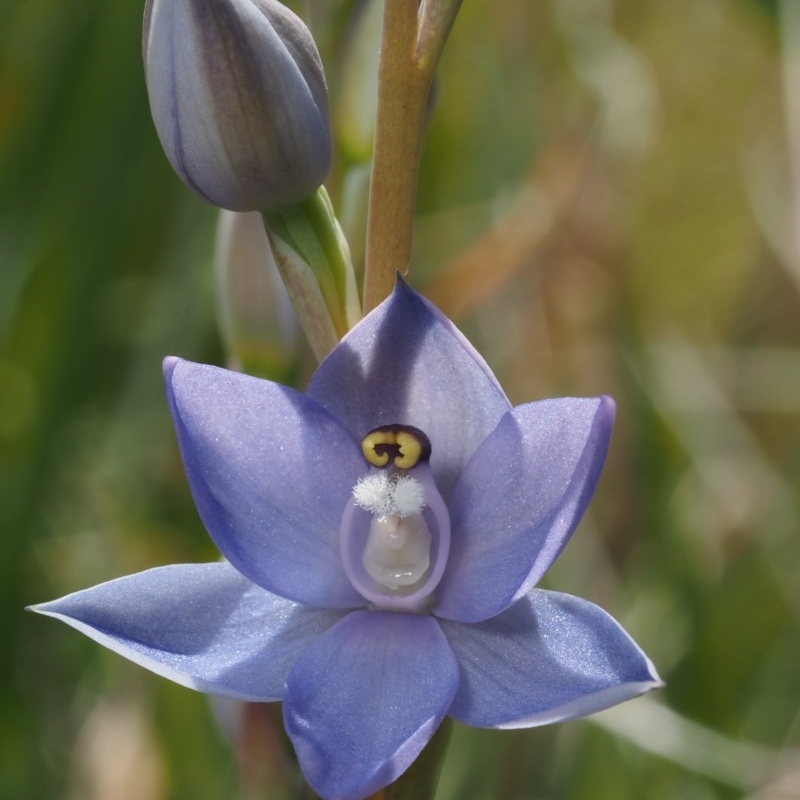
[33,280,661,800]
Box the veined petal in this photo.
[144,0,331,211]
[29,563,347,701]
[441,589,662,729]
[307,279,511,499]
[434,396,614,623]
[284,610,459,800]
[165,357,364,608]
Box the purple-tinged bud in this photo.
[143,0,332,212]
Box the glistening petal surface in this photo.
[30,563,347,701]
[441,589,662,728]
[165,358,364,607]
[434,396,614,622]
[307,279,510,499]
[284,611,459,800]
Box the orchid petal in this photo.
[165,357,364,607]
[284,610,458,800]
[307,279,511,498]
[434,396,614,622]
[30,563,347,701]
[440,589,662,728]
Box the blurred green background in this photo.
[2,0,799,798]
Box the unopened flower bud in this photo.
[143,0,332,212]
[214,210,299,376]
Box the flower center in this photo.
[354,471,431,590]
[340,425,450,612]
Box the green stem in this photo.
[363,0,464,312]
[363,1,434,312]
[266,189,360,336]
[417,0,464,72]
[263,187,361,360]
